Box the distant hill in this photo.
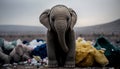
[75,19,120,34]
[0,25,47,34]
[0,19,120,35]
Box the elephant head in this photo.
[40,5,77,53]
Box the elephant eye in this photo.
[51,17,55,22]
[67,17,69,22]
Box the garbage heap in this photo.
[0,36,120,67]
[0,38,48,67]
[75,37,109,67]
[76,36,120,67]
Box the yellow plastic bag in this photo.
[75,37,109,66]
[90,48,109,66]
[75,37,93,64]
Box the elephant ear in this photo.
[69,8,77,30]
[39,9,51,31]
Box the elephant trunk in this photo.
[54,20,69,53]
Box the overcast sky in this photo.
[0,0,120,27]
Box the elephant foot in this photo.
[64,61,75,67]
[48,60,58,68]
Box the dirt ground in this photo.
[0,65,119,69]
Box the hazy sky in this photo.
[0,0,120,27]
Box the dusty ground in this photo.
[0,65,119,69]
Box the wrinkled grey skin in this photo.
[40,5,77,67]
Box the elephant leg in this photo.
[65,30,75,67]
[47,31,58,67]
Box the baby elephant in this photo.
[40,5,77,67]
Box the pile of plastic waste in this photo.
[0,38,48,67]
[75,37,109,67]
[0,36,120,67]
[94,36,120,66]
